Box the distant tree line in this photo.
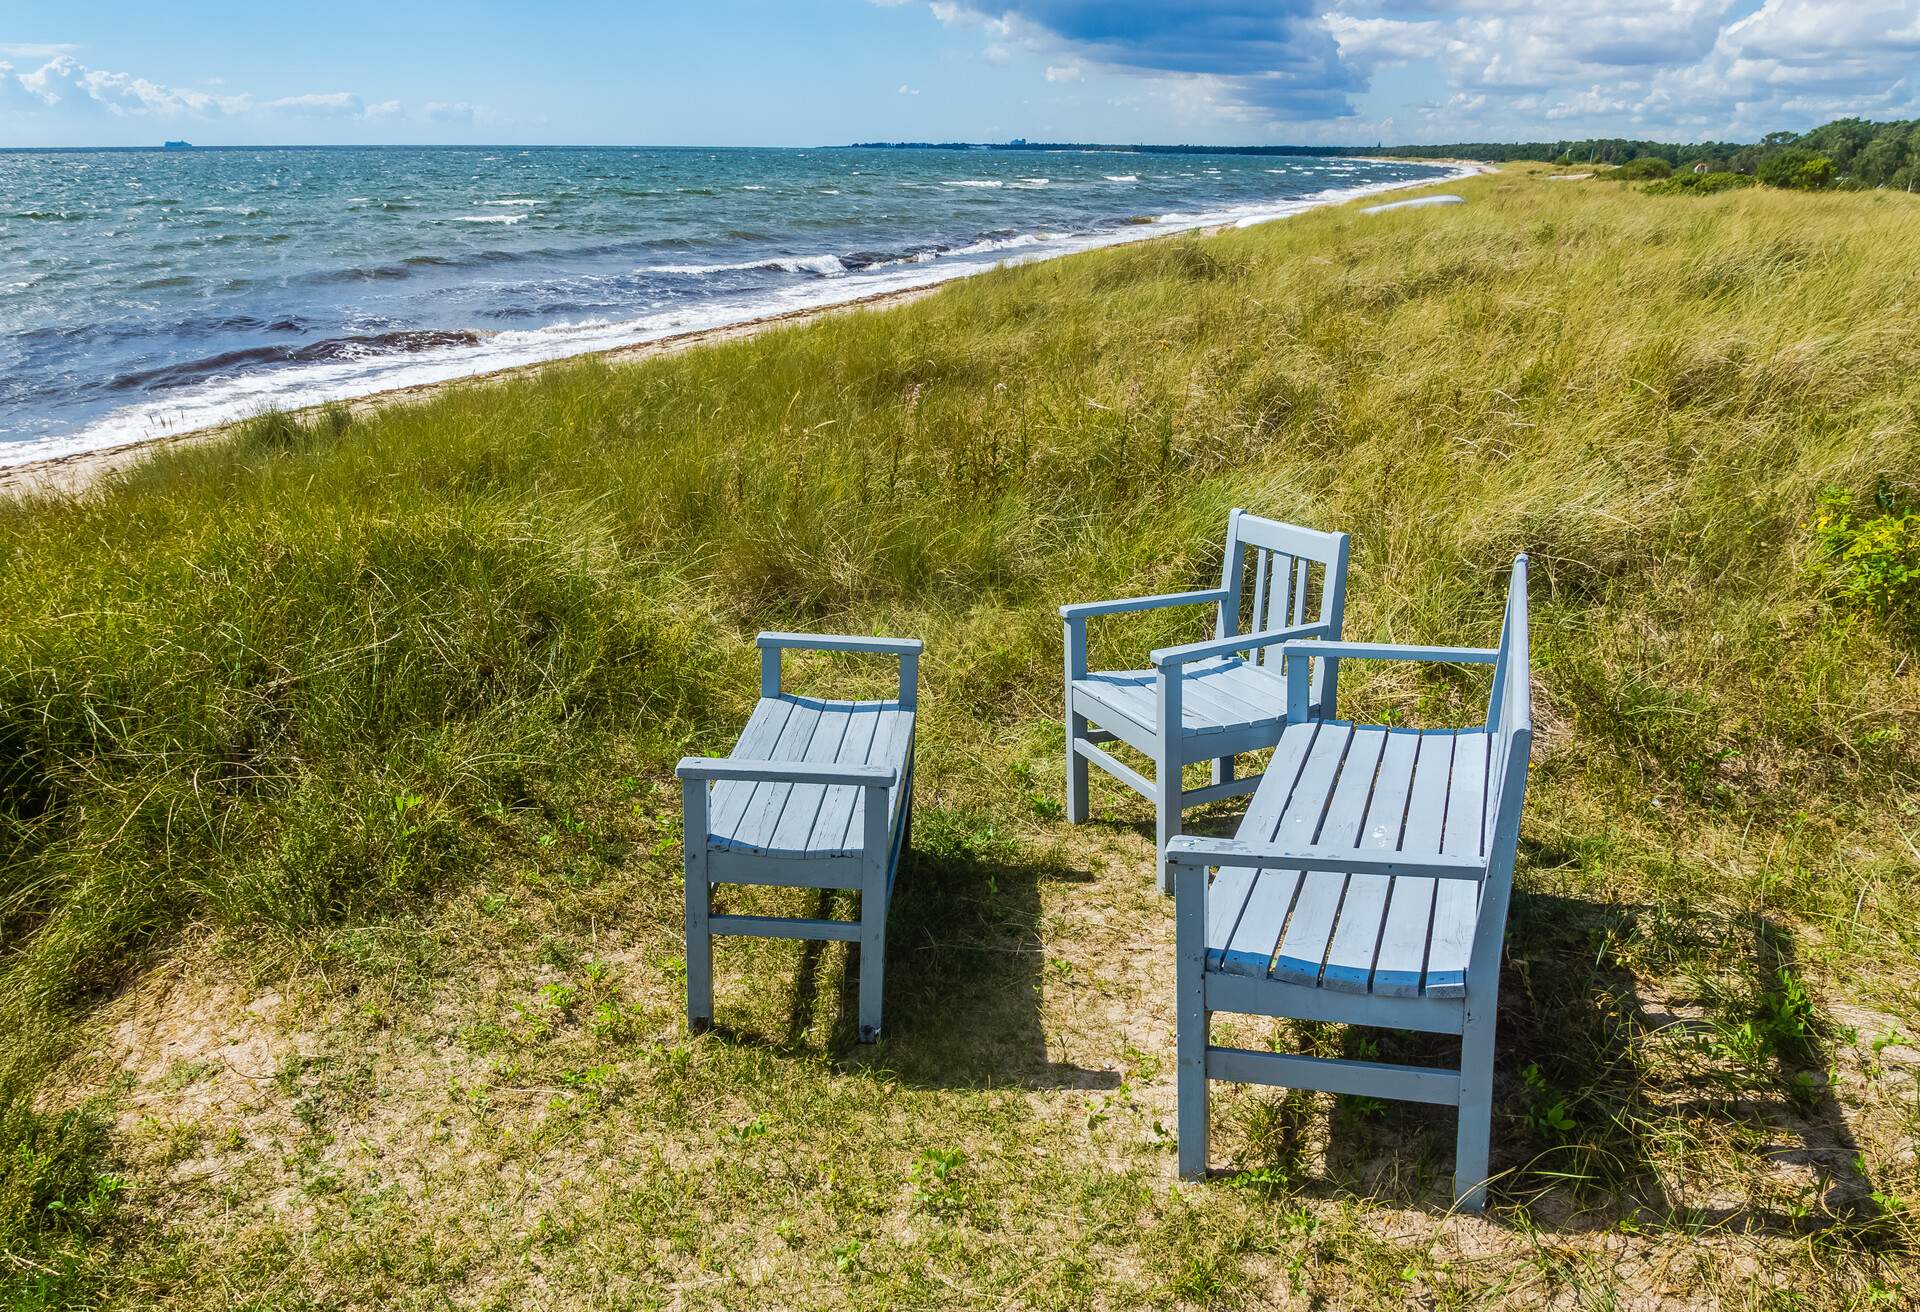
[1366,117,1920,189]
[850,117,1920,191]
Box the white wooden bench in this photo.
[1062,511,1351,895]
[676,632,920,1043]
[1167,556,1532,1210]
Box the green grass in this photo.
[2,163,1918,1308]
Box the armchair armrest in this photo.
[676,757,898,788]
[1058,588,1229,622]
[757,631,922,706]
[1163,835,1487,881]
[1150,621,1330,668]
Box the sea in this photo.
[0,146,1459,466]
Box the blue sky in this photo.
[2,1,1916,148]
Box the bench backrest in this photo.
[1471,555,1533,990]
[1217,510,1351,715]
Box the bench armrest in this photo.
[1149,621,1330,668]
[757,632,922,707]
[1274,640,1500,722]
[1163,835,1487,881]
[757,632,923,656]
[676,757,898,788]
[1058,588,1229,622]
[1278,641,1499,665]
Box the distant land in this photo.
[851,118,1920,186]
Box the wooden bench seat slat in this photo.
[730,698,842,855]
[1208,718,1326,975]
[1425,732,1490,998]
[1320,728,1421,993]
[1221,722,1349,979]
[707,696,800,840]
[1272,727,1384,985]
[840,707,914,853]
[764,701,876,855]
[1370,729,1453,998]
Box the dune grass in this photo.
[2,164,1917,1308]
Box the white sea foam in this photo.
[1105,174,1139,183]
[484,198,543,206]
[1010,178,1049,189]
[454,214,524,224]
[5,163,1479,470]
[646,254,847,277]
[739,185,766,191]
[943,179,1003,188]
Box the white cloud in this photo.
[898,82,921,95]
[264,91,366,117]
[0,54,476,136]
[907,0,1920,139]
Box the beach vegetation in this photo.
[1610,155,1672,180]
[1759,148,1838,190]
[1,162,1917,1308]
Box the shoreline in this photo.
[1,162,1491,502]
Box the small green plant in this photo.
[908,1147,968,1218]
[1811,487,1920,639]
[1520,1063,1578,1139]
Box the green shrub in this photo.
[1759,149,1837,190]
[1613,156,1673,180]
[1811,487,1920,639]
[1644,171,1757,196]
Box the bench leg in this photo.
[1175,859,1210,1178]
[857,782,890,1043]
[1154,674,1184,897]
[682,780,714,1033]
[1454,998,1496,1210]
[1066,711,1091,824]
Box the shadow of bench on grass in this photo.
[713,806,1120,1092]
[1206,840,1902,1248]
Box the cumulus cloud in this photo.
[0,53,468,134]
[936,1,1362,117]
[917,0,1920,137]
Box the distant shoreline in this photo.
[0,161,1489,501]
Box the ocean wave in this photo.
[1010,178,1050,189]
[484,198,543,206]
[454,214,525,224]
[644,254,847,277]
[1105,175,1139,183]
[107,329,486,393]
[943,180,1003,189]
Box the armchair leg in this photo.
[1212,754,1234,788]
[1066,711,1090,824]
